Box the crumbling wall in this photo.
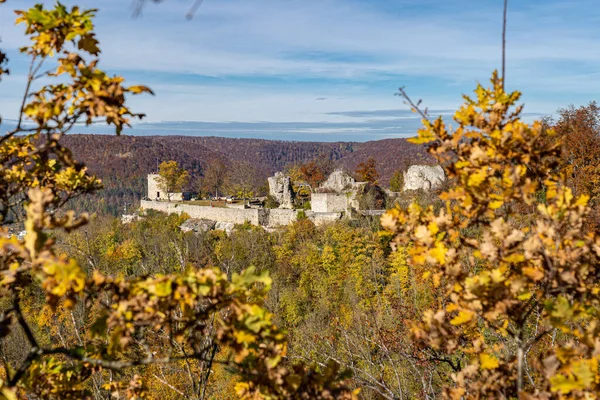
[267,209,298,227]
[311,193,348,213]
[141,200,262,225]
[142,200,342,229]
[306,211,342,225]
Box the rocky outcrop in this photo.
[403,165,445,191]
[180,218,216,233]
[215,221,235,234]
[318,169,356,193]
[121,214,140,224]
[179,218,234,234]
[267,172,294,209]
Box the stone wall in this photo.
[142,200,343,228]
[266,209,298,227]
[311,193,328,213]
[306,211,342,225]
[147,174,160,199]
[311,193,348,213]
[141,200,262,225]
[147,174,183,201]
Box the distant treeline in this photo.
[63,135,433,215]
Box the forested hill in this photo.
[63,134,432,214]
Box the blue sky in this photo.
[1,0,599,141]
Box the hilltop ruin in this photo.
[138,166,444,231]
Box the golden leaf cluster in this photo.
[0,3,356,399]
[383,71,600,399]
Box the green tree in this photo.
[389,169,404,192]
[157,160,190,201]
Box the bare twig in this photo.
[132,0,205,19]
[200,342,218,400]
[152,373,190,398]
[186,0,205,20]
[395,87,431,123]
[502,0,508,88]
[1,54,47,145]
[12,294,37,349]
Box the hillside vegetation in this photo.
[62,134,432,214]
[3,3,600,400]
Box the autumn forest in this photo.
[2,2,600,400]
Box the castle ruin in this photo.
[138,166,442,232]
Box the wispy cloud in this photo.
[0,0,598,140]
[326,109,454,118]
[1,111,547,142]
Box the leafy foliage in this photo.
[389,169,404,192]
[355,157,379,184]
[552,102,600,228]
[156,160,190,200]
[298,158,333,190]
[0,3,356,399]
[383,72,600,398]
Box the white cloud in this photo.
[1,0,598,135]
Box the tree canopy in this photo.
[0,3,355,399]
[355,157,379,184]
[389,169,404,192]
[157,160,190,201]
[383,72,600,398]
[4,2,600,400]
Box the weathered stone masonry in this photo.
[311,193,349,213]
[141,200,263,225]
[140,200,342,227]
[147,174,183,201]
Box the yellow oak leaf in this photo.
[522,266,544,281]
[451,310,474,326]
[480,353,500,370]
